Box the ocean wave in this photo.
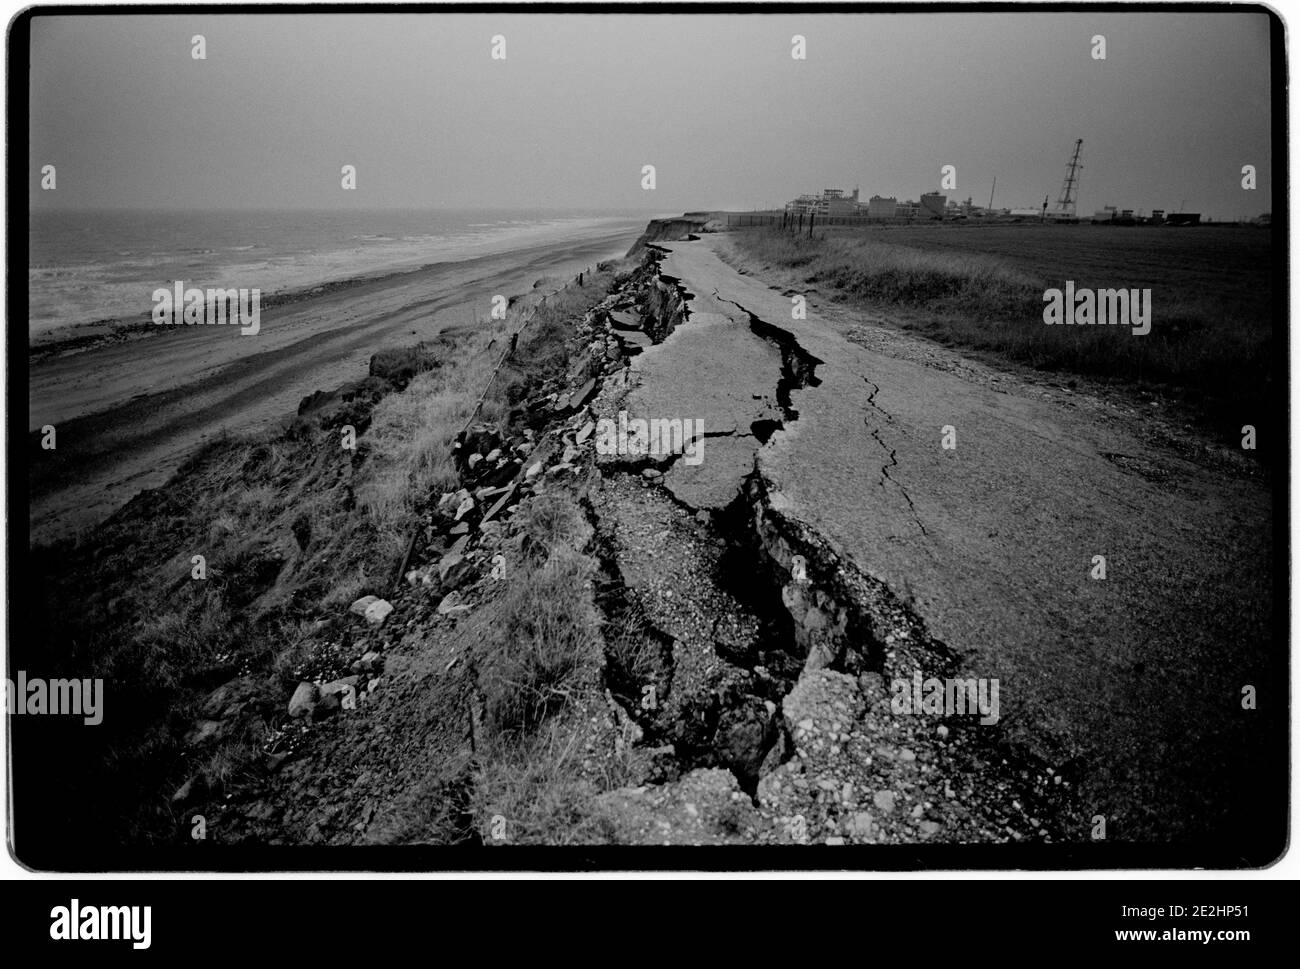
[29,211,642,334]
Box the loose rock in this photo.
[363,598,393,625]
[288,681,319,718]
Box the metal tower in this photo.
[1055,139,1083,217]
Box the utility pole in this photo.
[988,176,996,212]
[1055,139,1083,218]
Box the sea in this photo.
[28,208,646,342]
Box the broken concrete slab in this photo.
[652,233,1276,843]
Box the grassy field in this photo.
[733,223,1277,450]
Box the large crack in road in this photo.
[580,238,1075,844]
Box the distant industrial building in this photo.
[919,192,947,219]
[778,138,1118,227]
[1093,204,1191,226]
[866,195,897,218]
[786,187,860,217]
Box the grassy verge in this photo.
[733,227,1276,451]
[466,494,639,845]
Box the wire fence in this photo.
[456,265,600,439]
[725,211,944,230]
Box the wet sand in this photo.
[28,227,641,544]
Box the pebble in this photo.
[363,598,393,625]
[319,676,360,696]
[873,790,897,814]
[288,682,318,718]
[348,595,378,616]
[437,592,469,616]
[184,720,223,746]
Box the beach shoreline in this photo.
[28,215,650,354]
[28,224,643,543]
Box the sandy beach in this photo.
[28,225,641,543]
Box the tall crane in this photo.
[1055,139,1083,218]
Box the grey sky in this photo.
[29,11,1273,217]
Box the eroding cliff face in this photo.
[625,216,710,257]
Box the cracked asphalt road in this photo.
[642,233,1279,848]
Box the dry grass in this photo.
[359,312,514,532]
[476,519,601,734]
[734,225,1276,445]
[472,718,628,846]
[360,266,621,536]
[464,482,653,845]
[23,259,627,848]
